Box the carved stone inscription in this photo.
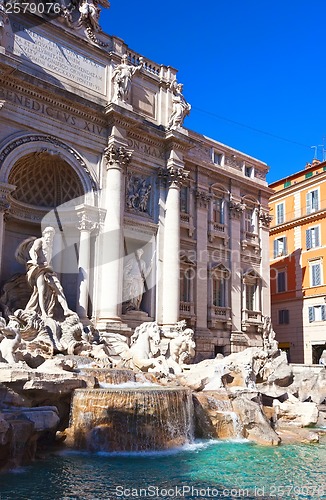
[0,87,106,137]
[127,138,164,160]
[10,22,106,93]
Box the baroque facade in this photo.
[269,159,326,364]
[0,3,271,359]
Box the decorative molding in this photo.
[194,189,211,209]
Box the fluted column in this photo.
[98,145,132,324]
[76,209,97,320]
[162,167,188,325]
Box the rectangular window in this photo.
[245,166,253,178]
[276,203,285,225]
[180,187,188,213]
[277,271,286,292]
[305,172,313,179]
[306,189,319,214]
[213,151,223,165]
[306,226,320,250]
[308,305,326,322]
[245,208,256,233]
[246,283,256,310]
[311,261,322,286]
[213,199,225,224]
[181,270,191,302]
[213,278,226,307]
[273,237,287,258]
[278,309,289,324]
[284,181,291,188]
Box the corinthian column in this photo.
[97,144,132,326]
[76,209,97,321]
[161,167,188,325]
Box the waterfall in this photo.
[67,387,194,452]
[228,411,243,438]
[78,368,137,385]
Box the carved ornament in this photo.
[104,144,132,170]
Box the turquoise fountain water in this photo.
[0,438,325,499]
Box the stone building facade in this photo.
[0,5,271,358]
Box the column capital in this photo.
[159,166,189,189]
[77,212,98,233]
[195,189,211,209]
[229,199,245,219]
[104,144,132,171]
[75,205,100,233]
[259,209,273,228]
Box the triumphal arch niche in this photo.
[0,135,100,320]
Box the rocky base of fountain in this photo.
[0,347,326,471]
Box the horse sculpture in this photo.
[106,322,169,375]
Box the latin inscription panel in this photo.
[10,22,106,94]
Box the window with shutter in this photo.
[312,190,319,211]
[276,203,284,224]
[311,263,321,286]
[277,271,286,292]
[279,309,289,324]
[312,227,320,247]
[308,306,315,322]
[306,192,312,214]
[322,305,326,321]
[306,229,312,250]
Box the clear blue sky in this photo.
[101,1,326,183]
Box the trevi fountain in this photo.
[0,1,325,499]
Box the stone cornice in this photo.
[270,171,326,200]
[270,208,326,234]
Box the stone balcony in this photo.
[241,309,263,331]
[208,305,232,328]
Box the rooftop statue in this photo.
[167,79,191,130]
[112,54,144,103]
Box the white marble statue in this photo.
[0,316,21,364]
[16,227,74,320]
[167,80,191,130]
[78,0,101,31]
[262,316,278,354]
[123,249,155,312]
[165,327,196,375]
[111,55,144,103]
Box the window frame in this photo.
[276,202,285,225]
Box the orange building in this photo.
[269,159,326,364]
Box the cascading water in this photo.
[67,387,194,452]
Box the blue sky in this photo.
[101,1,326,183]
